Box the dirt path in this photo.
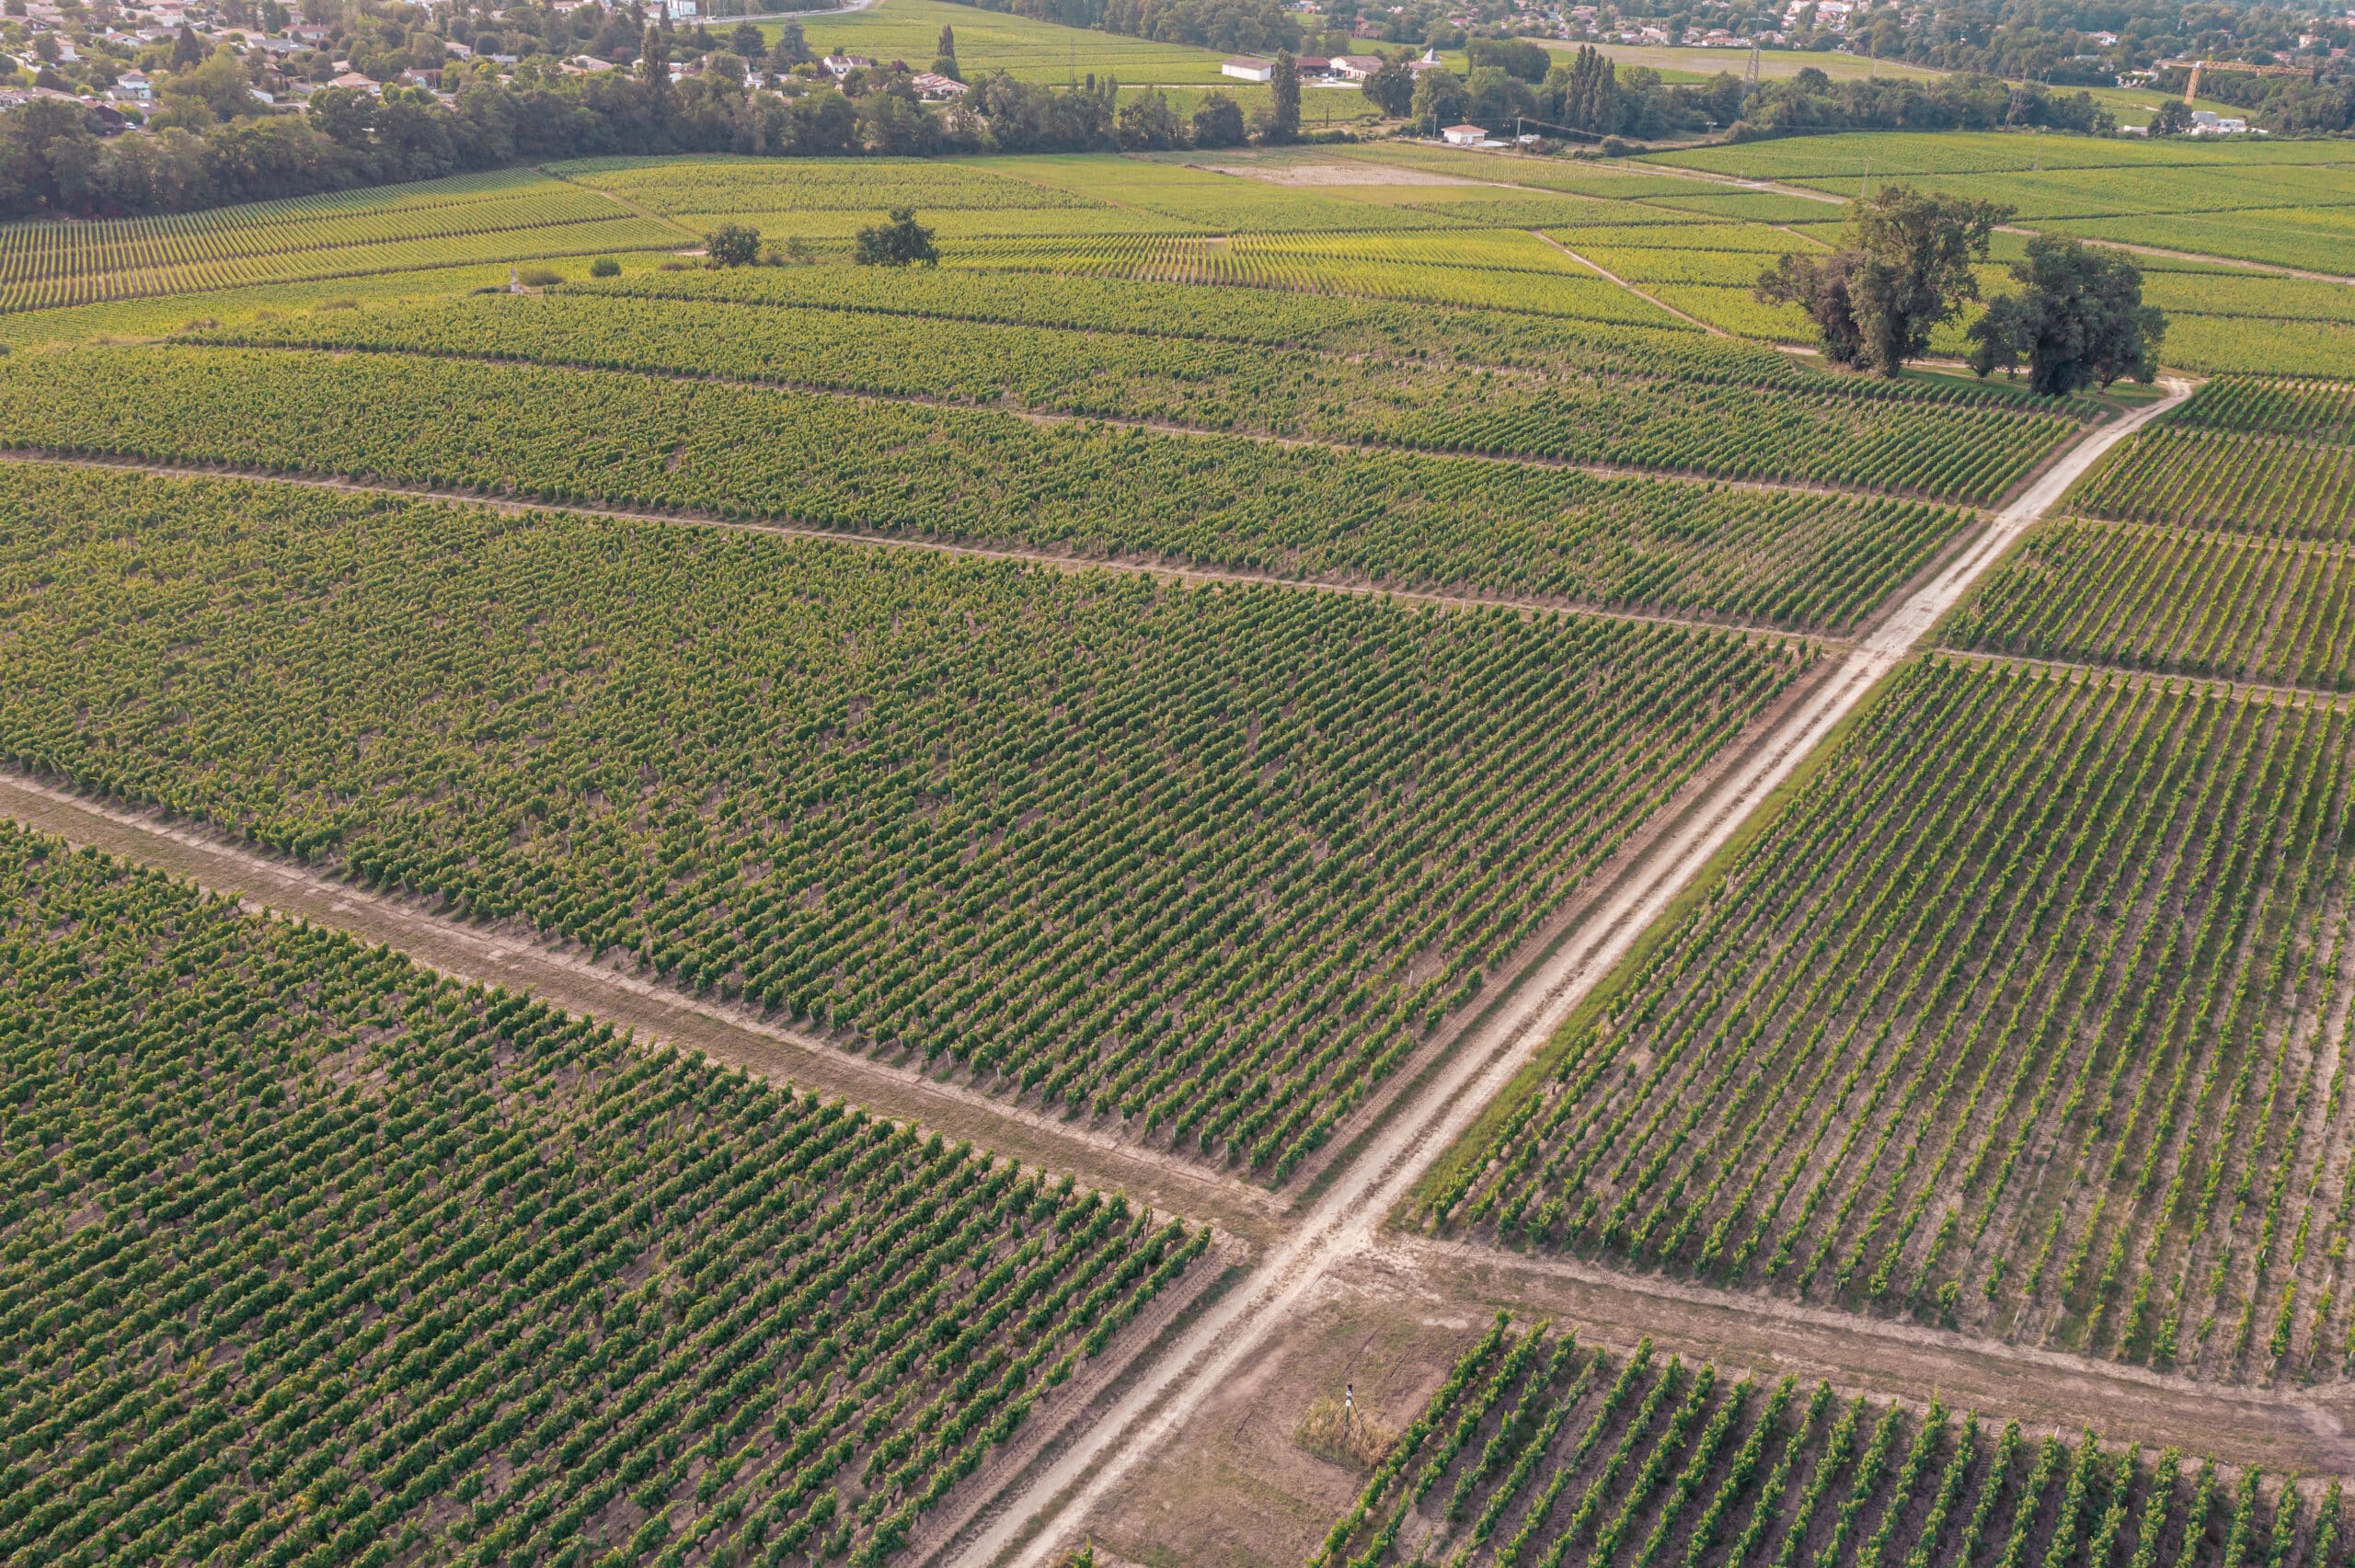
[927,380,2195,1568]
[0,769,1286,1246]
[1384,1235,2355,1471]
[1531,230,1729,335]
[0,451,1831,645]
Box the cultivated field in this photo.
[1433,658,2355,1382]
[0,169,684,313]
[1317,1318,2332,1568]
[0,464,1812,1178]
[0,823,1205,1565]
[0,346,1976,626]
[9,139,2355,1568]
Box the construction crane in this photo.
[2157,56,2308,103]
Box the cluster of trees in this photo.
[1759,185,2163,394]
[1396,50,2112,139]
[942,0,1304,54]
[0,27,1234,219]
[2157,60,2355,134]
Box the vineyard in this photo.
[2068,427,2355,540]
[549,156,1110,216]
[1945,521,2355,692]
[1430,658,2355,1381]
[0,464,1813,1176]
[1315,1317,2325,1568]
[189,292,2077,501]
[0,346,1974,629]
[1649,130,2355,179]
[0,170,682,313]
[948,232,1687,326]
[0,823,1206,1566]
[2170,378,2355,444]
[572,263,1834,383]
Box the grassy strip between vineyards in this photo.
[1314,1316,2332,1568]
[0,825,1208,1568]
[0,346,1969,633]
[1429,657,2355,1383]
[0,464,1814,1177]
[185,292,2074,503]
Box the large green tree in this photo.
[853,206,938,267]
[1361,52,1413,117]
[1758,183,2013,377]
[1262,49,1301,142]
[1968,235,2166,395]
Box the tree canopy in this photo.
[1968,235,2167,396]
[1758,184,2013,378]
[853,206,939,268]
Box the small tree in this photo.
[1361,52,1413,117]
[769,19,808,70]
[1260,49,1301,143]
[1191,91,1247,147]
[729,21,764,57]
[853,207,938,267]
[1968,235,2167,395]
[932,22,959,79]
[706,223,762,267]
[1758,183,2012,377]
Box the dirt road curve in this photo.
[0,771,1284,1246]
[935,380,2195,1568]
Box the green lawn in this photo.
[757,0,1232,83]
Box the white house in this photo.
[821,52,874,76]
[911,69,967,97]
[1222,55,1273,81]
[1329,52,1384,78]
[2188,109,2251,133]
[110,69,153,98]
[1442,121,1488,144]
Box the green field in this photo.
[757,0,1229,82]
[0,169,688,315]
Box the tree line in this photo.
[0,31,1212,221]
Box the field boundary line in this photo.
[926,372,2195,1568]
[1936,646,2355,706]
[0,766,1287,1244]
[1375,1236,2355,1470]
[162,335,1973,505]
[0,450,1856,644]
[1532,229,1731,335]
